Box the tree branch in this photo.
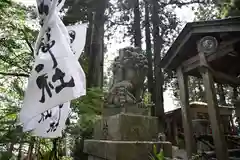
[21,29,34,57]
[107,19,132,27]
[162,0,208,7]
[0,55,30,74]
[0,72,29,77]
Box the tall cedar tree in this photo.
[87,0,108,88]
[133,0,142,49]
[144,0,154,115]
[151,0,165,132]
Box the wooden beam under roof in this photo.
[182,38,240,73]
[192,23,240,34]
[211,70,240,86]
[187,66,240,86]
[182,45,233,73]
[160,17,240,70]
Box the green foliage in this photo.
[219,0,240,17]
[193,4,220,21]
[0,151,13,160]
[71,87,103,115]
[0,1,41,158]
[0,2,35,156]
[0,0,105,158]
[61,156,73,160]
[143,92,151,105]
[0,0,11,10]
[67,87,103,139]
[77,114,101,138]
[149,145,164,160]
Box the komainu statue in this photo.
[105,47,148,108]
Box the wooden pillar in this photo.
[177,67,196,158]
[233,87,240,127]
[198,36,229,160]
[200,66,229,159]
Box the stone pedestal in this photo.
[94,113,158,141]
[84,140,172,160]
[102,105,149,116]
[84,113,173,159]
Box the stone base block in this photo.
[94,113,158,141]
[103,105,149,116]
[84,140,172,160]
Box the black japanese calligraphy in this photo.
[35,20,76,103]
[52,68,75,94]
[68,30,76,54]
[59,104,63,108]
[70,46,76,55]
[37,0,50,16]
[68,30,76,44]
[35,65,75,103]
[38,110,52,123]
[46,104,63,133]
[35,64,54,103]
[37,28,57,69]
[57,0,63,6]
[47,121,58,133]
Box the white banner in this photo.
[56,0,66,12]
[20,0,87,138]
[32,103,71,138]
[21,23,88,136]
[67,24,88,58]
[23,102,71,138]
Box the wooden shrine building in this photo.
[165,102,235,150]
[161,17,240,160]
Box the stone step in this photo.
[84,140,172,160]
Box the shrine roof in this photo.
[165,101,234,115]
[161,17,240,71]
[189,101,234,110]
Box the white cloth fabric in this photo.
[56,0,66,12]
[23,102,71,138]
[66,24,88,58]
[20,0,87,138]
[32,102,71,138]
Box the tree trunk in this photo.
[151,0,165,132]
[27,138,35,160]
[72,138,87,160]
[144,0,154,115]
[87,0,108,88]
[7,125,15,159]
[17,142,23,160]
[8,142,14,156]
[233,86,238,100]
[84,12,94,58]
[133,0,142,49]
